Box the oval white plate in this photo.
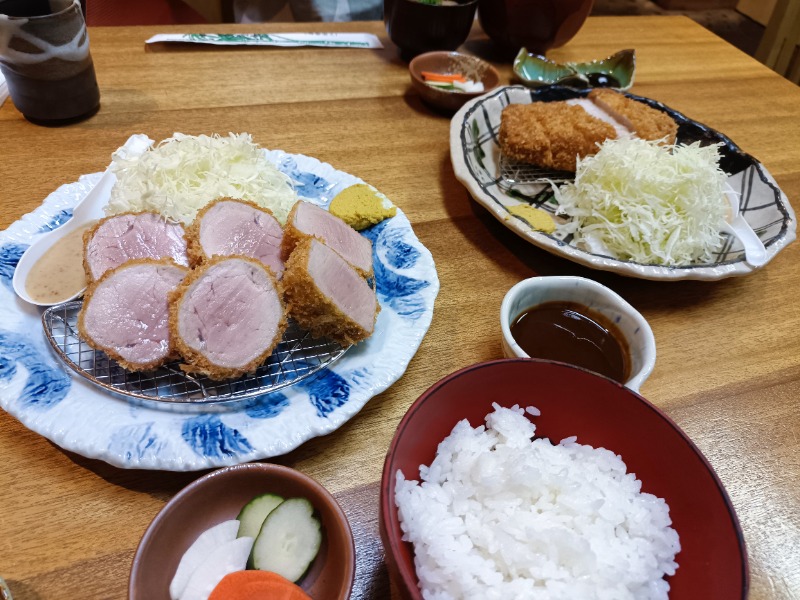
[0,150,439,470]
[450,85,796,281]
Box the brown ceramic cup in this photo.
[129,463,355,600]
[0,0,100,124]
[384,0,479,60]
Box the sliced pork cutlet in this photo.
[78,259,188,371]
[170,256,287,380]
[281,201,373,277]
[185,198,285,277]
[84,211,189,283]
[498,102,617,172]
[565,98,632,139]
[588,89,678,144]
[283,237,379,346]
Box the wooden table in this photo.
[1,16,799,600]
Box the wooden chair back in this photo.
[756,0,800,84]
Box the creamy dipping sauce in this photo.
[25,222,95,303]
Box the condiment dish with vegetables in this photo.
[408,51,499,112]
[500,276,656,392]
[130,462,355,600]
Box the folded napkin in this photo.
[145,32,383,48]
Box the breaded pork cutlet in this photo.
[78,259,188,372]
[83,211,189,283]
[184,197,285,277]
[170,256,287,380]
[282,200,373,278]
[499,102,617,172]
[283,237,379,346]
[498,91,679,171]
[589,89,678,144]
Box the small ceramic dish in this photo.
[500,276,655,392]
[409,51,500,112]
[130,463,355,600]
[513,48,636,90]
[380,359,748,600]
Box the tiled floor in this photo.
[592,0,765,56]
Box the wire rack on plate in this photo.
[499,154,574,186]
[42,300,349,406]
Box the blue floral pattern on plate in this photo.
[0,151,439,470]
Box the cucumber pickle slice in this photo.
[250,497,322,582]
[236,492,284,540]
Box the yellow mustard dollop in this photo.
[507,205,556,233]
[329,184,397,231]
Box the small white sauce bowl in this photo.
[500,276,656,393]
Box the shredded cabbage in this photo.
[554,138,729,266]
[106,133,297,225]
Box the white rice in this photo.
[394,403,680,600]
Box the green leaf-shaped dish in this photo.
[513,49,636,90]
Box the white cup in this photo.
[500,276,656,393]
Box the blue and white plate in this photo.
[451,85,796,281]
[0,151,439,471]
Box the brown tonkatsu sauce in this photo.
[510,301,630,383]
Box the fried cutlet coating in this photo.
[282,238,378,347]
[589,89,677,144]
[82,210,167,284]
[499,103,616,172]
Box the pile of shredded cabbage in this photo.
[106,133,297,225]
[554,138,729,266]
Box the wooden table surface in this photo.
[1,16,799,600]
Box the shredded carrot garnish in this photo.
[420,71,467,83]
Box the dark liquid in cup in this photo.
[510,301,630,383]
[0,0,54,17]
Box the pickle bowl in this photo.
[500,275,656,392]
[129,462,355,600]
[408,51,500,112]
[0,576,13,600]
